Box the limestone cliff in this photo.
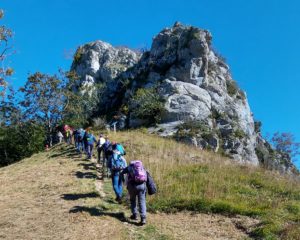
[71,23,296,174]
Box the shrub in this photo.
[237,89,246,100]
[0,123,45,167]
[234,128,246,139]
[210,109,226,120]
[254,121,262,133]
[73,47,83,63]
[176,120,210,138]
[130,88,165,124]
[226,80,238,96]
[92,117,107,130]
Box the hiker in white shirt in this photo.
[96,134,106,164]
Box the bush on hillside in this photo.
[73,47,83,63]
[226,80,238,96]
[130,88,165,124]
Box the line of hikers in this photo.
[59,126,156,225]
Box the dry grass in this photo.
[106,130,300,239]
[0,144,125,240]
[0,140,255,240]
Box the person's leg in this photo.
[80,141,84,153]
[87,144,92,159]
[127,183,138,218]
[90,144,94,159]
[112,173,122,199]
[97,148,101,163]
[137,183,147,223]
[99,147,104,165]
[118,175,123,198]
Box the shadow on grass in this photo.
[75,171,98,179]
[69,206,141,226]
[61,192,100,200]
[78,163,96,171]
[50,149,78,158]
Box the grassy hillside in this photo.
[0,130,299,239]
[111,130,300,240]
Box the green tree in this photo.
[0,86,22,126]
[0,122,45,166]
[270,132,300,162]
[62,71,103,126]
[20,72,65,146]
[0,10,14,96]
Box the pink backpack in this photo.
[129,160,147,183]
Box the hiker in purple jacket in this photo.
[121,160,147,225]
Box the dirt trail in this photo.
[0,144,256,240]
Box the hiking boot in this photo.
[140,218,146,225]
[130,214,138,220]
[115,196,122,204]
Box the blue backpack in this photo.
[78,130,85,141]
[115,144,126,155]
[111,154,126,171]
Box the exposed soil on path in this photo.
[0,144,257,239]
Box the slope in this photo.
[0,130,299,239]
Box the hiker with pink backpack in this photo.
[121,160,157,225]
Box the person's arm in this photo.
[120,166,128,182]
[121,156,127,168]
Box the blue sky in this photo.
[1,0,300,167]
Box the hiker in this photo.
[57,131,63,143]
[96,134,106,164]
[104,138,113,168]
[110,152,127,203]
[121,160,148,225]
[77,128,85,153]
[83,128,97,160]
[73,129,79,148]
[112,142,126,156]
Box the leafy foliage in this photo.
[130,88,165,124]
[73,47,83,63]
[0,87,22,126]
[226,80,238,96]
[0,9,14,97]
[270,132,300,162]
[19,72,66,145]
[63,71,104,127]
[254,120,262,133]
[0,123,45,166]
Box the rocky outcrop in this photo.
[71,22,296,173]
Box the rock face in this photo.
[71,23,296,173]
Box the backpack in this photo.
[146,171,157,195]
[78,130,85,141]
[111,154,126,171]
[128,160,147,183]
[116,144,126,155]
